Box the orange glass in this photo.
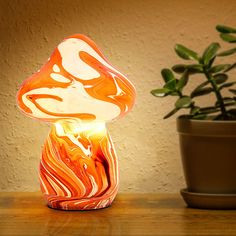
[16,34,136,210]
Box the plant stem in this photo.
[177,91,183,98]
[203,69,227,118]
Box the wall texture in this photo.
[0,0,235,192]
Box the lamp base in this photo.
[39,121,119,211]
[45,195,115,210]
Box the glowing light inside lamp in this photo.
[55,120,106,137]
[16,34,136,210]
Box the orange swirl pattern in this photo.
[16,34,136,210]
[40,121,118,210]
[16,34,136,122]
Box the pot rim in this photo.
[177,116,236,137]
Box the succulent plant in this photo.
[151,25,236,120]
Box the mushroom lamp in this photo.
[16,35,136,210]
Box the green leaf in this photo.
[208,56,216,68]
[229,89,236,95]
[199,106,220,114]
[172,64,203,74]
[164,79,177,90]
[213,73,228,84]
[151,88,170,97]
[202,42,221,65]
[217,47,236,56]
[176,70,189,90]
[215,97,236,106]
[191,87,213,98]
[228,109,236,115]
[209,64,231,73]
[170,91,179,96]
[187,64,203,73]
[192,114,207,120]
[175,96,193,108]
[172,64,186,73]
[161,69,175,83]
[191,80,210,93]
[220,33,236,43]
[190,106,200,115]
[224,63,236,72]
[216,25,236,33]
[219,82,236,90]
[163,107,180,119]
[174,44,199,61]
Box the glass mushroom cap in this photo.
[16,34,136,210]
[17,34,135,123]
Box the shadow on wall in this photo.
[0,0,236,192]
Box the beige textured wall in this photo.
[0,0,235,192]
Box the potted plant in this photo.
[151,25,236,209]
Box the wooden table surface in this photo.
[1,193,236,236]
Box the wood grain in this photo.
[1,192,236,236]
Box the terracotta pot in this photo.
[177,116,236,209]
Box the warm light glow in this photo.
[16,34,136,210]
[40,120,119,210]
[55,120,106,137]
